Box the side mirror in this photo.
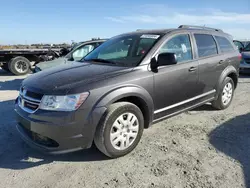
[158,52,177,66]
[151,52,177,71]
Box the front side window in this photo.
[215,36,234,53]
[84,34,163,67]
[159,34,193,63]
[194,34,218,58]
[72,44,95,61]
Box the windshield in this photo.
[83,34,163,66]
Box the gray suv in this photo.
[15,25,240,158]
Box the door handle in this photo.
[189,67,197,72]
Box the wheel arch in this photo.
[95,85,154,128]
[215,65,238,98]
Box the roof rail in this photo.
[178,25,223,32]
[91,37,101,40]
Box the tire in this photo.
[94,102,144,158]
[8,56,31,75]
[1,63,10,72]
[212,77,235,110]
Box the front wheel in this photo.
[212,77,235,110]
[94,102,144,158]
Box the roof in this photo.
[129,29,174,35]
[130,25,229,36]
[79,39,108,44]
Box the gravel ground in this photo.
[0,68,250,188]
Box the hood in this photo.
[36,57,69,70]
[23,62,132,95]
[242,51,250,59]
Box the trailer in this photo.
[0,48,69,75]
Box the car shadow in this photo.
[0,69,24,91]
[0,99,110,170]
[0,68,13,76]
[209,113,250,188]
[191,104,215,111]
[0,78,24,91]
[0,144,110,170]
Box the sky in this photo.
[0,0,250,44]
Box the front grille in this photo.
[26,91,43,100]
[19,87,43,113]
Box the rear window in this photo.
[194,34,218,58]
[215,36,234,53]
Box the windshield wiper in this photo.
[84,58,116,64]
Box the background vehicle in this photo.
[15,25,240,158]
[0,48,69,75]
[34,39,107,72]
[233,40,250,73]
[233,40,250,49]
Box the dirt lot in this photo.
[0,68,250,188]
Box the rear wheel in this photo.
[94,102,144,158]
[212,77,234,110]
[8,56,31,75]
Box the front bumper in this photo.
[15,100,106,154]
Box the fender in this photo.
[95,85,154,126]
[215,65,238,99]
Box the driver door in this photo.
[153,34,200,119]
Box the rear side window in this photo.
[215,36,235,53]
[194,34,218,58]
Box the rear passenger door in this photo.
[193,34,225,94]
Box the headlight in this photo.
[40,92,89,111]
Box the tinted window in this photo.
[159,34,193,63]
[215,36,234,53]
[194,34,218,58]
